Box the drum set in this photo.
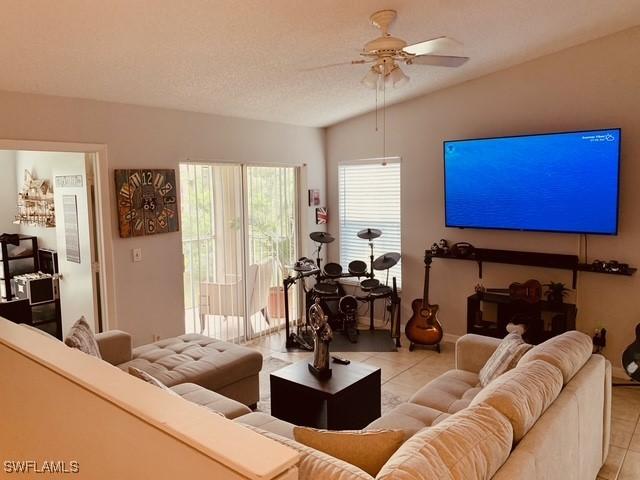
[283,228,401,351]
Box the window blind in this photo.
[339,160,402,287]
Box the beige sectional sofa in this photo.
[236,331,611,480]
[95,330,263,408]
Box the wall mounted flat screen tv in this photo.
[444,128,621,235]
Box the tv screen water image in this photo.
[444,128,621,235]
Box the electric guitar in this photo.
[405,254,444,351]
[622,324,640,382]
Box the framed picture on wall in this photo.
[115,169,179,238]
[308,189,320,206]
[315,207,328,224]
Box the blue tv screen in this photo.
[444,128,621,235]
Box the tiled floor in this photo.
[246,330,640,480]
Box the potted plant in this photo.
[544,282,571,304]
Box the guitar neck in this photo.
[422,256,432,306]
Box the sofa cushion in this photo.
[293,427,404,477]
[377,403,513,480]
[365,403,450,441]
[235,412,296,439]
[128,366,180,397]
[470,359,563,443]
[243,424,374,480]
[64,317,101,359]
[478,333,532,387]
[409,369,481,414]
[117,334,262,392]
[518,330,593,385]
[170,383,251,419]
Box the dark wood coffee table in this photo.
[270,360,381,430]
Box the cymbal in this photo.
[373,252,401,270]
[309,231,334,244]
[357,228,382,240]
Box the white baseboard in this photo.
[443,333,461,344]
[612,366,628,381]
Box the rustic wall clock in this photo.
[115,169,179,238]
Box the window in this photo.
[339,159,401,287]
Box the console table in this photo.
[467,292,576,344]
[270,360,381,430]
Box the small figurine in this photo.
[430,243,440,255]
[438,239,450,255]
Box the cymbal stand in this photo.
[315,242,324,272]
[369,240,375,279]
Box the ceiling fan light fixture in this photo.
[386,65,409,88]
[361,67,380,89]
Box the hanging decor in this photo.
[115,169,179,238]
[14,170,56,228]
[308,189,321,206]
[315,207,328,224]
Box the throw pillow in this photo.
[293,426,404,477]
[128,366,180,397]
[64,317,102,358]
[478,333,532,387]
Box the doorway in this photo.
[0,140,114,339]
[180,162,300,343]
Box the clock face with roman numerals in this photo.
[115,169,179,238]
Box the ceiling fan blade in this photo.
[404,36,463,56]
[409,54,469,68]
[300,59,366,72]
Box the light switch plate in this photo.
[132,248,142,263]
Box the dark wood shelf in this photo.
[576,263,637,276]
[468,292,577,343]
[428,247,635,288]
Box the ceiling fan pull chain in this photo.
[383,78,386,160]
[375,83,379,132]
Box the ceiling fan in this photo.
[310,9,469,89]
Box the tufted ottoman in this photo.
[97,332,262,407]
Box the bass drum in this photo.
[338,295,358,314]
[323,262,343,278]
[348,260,367,277]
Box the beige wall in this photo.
[0,92,325,344]
[326,27,640,371]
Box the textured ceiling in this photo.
[1,1,639,127]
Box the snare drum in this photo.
[370,285,392,298]
[348,260,367,276]
[360,278,380,291]
[313,281,338,297]
[323,262,343,278]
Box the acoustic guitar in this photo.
[475,279,542,304]
[405,255,444,352]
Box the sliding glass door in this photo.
[180,163,299,343]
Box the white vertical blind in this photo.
[180,163,300,343]
[339,159,402,287]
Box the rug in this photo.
[257,356,292,414]
[331,329,397,352]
